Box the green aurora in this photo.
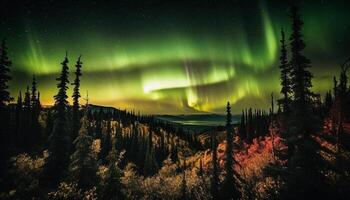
[1,0,350,114]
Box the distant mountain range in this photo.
[155,113,240,127]
[43,103,241,130]
[86,104,242,127]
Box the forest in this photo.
[0,3,350,200]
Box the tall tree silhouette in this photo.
[31,75,37,108]
[289,5,315,135]
[333,61,349,152]
[278,28,292,114]
[0,39,12,108]
[24,86,31,110]
[54,54,70,118]
[23,86,32,150]
[221,102,239,200]
[239,110,246,140]
[44,54,71,187]
[277,5,329,199]
[37,91,41,110]
[31,75,42,149]
[72,56,82,140]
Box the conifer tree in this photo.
[94,110,103,139]
[45,109,53,140]
[37,91,41,110]
[23,86,32,147]
[0,39,12,108]
[69,110,98,190]
[16,91,23,111]
[102,139,124,200]
[324,90,332,114]
[44,54,71,187]
[24,86,31,110]
[143,140,158,176]
[100,120,112,163]
[334,64,349,151]
[289,5,315,135]
[31,74,37,108]
[15,91,23,149]
[239,110,246,139]
[71,56,82,140]
[129,124,140,162]
[170,139,178,162]
[247,108,253,143]
[54,54,70,119]
[30,75,41,148]
[278,29,292,113]
[276,5,329,199]
[221,102,239,200]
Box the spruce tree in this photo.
[239,110,246,140]
[278,29,292,113]
[247,108,253,143]
[170,139,178,162]
[0,39,12,108]
[129,124,140,162]
[44,54,71,187]
[102,139,124,200]
[289,5,315,135]
[277,5,329,199]
[45,109,53,140]
[37,91,41,110]
[71,56,82,140]
[30,75,41,149]
[69,110,98,190]
[54,54,70,119]
[24,86,31,110]
[143,140,158,176]
[100,120,112,163]
[31,74,37,109]
[16,91,23,112]
[23,86,32,149]
[334,64,349,151]
[221,102,239,200]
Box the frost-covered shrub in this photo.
[11,150,47,198]
[121,163,143,200]
[121,158,211,200]
[48,182,97,200]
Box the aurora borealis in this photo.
[1,0,350,114]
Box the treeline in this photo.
[238,108,270,143]
[12,75,42,153]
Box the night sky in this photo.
[1,0,349,114]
